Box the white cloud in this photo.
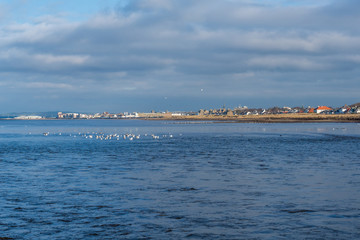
[247,56,327,70]
[34,54,89,65]
[1,0,360,111]
[24,82,74,89]
[138,0,173,10]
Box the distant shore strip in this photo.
[3,113,360,123]
[144,113,360,123]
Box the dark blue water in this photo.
[0,120,359,239]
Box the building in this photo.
[315,106,332,114]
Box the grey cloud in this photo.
[0,0,359,112]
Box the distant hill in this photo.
[350,102,360,108]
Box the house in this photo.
[352,107,360,114]
[305,108,315,113]
[315,106,332,114]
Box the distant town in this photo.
[8,102,360,120]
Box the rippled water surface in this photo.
[0,120,359,239]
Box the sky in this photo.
[0,0,359,113]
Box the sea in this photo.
[0,119,359,239]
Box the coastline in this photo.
[1,113,360,123]
[143,113,360,123]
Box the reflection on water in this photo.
[0,120,359,239]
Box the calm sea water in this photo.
[0,120,359,239]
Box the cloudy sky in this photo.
[0,0,359,113]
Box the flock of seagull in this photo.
[42,131,177,141]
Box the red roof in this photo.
[317,106,332,110]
